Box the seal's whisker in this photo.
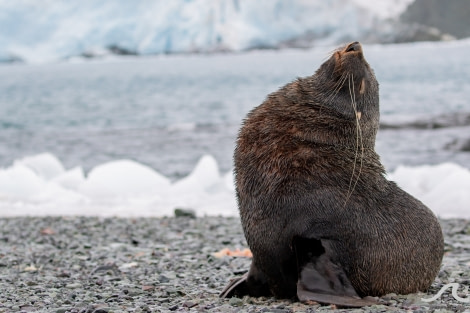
[344,73,364,206]
[324,78,343,104]
[344,74,357,205]
[325,72,348,104]
[332,73,348,97]
[322,47,341,62]
[352,76,364,199]
[318,72,347,117]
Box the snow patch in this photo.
[0,153,469,218]
[389,163,470,219]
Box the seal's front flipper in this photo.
[220,272,249,298]
[293,237,378,307]
[220,263,270,298]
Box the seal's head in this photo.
[311,42,379,130]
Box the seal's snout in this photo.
[345,41,362,53]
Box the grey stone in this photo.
[229,297,244,307]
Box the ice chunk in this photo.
[172,155,220,193]
[15,153,65,180]
[0,164,45,199]
[223,171,235,192]
[0,152,468,219]
[80,160,171,198]
[389,163,470,219]
[52,167,86,190]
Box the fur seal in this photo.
[221,42,444,307]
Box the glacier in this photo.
[0,0,413,63]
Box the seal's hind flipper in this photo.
[297,286,378,307]
[220,272,249,298]
[296,263,378,307]
[294,237,378,307]
[220,262,271,298]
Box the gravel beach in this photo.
[0,216,469,313]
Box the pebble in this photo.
[229,297,244,307]
[0,217,468,312]
[65,283,82,289]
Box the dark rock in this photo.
[391,22,453,43]
[458,139,470,152]
[381,112,470,130]
[107,45,137,56]
[401,0,470,39]
[174,208,196,218]
[445,138,470,152]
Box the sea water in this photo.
[0,40,469,217]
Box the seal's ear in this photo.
[293,237,378,307]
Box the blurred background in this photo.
[0,0,469,217]
[1,0,469,63]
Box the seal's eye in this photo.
[346,41,361,53]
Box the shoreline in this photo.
[3,38,470,67]
[0,216,468,312]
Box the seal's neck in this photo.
[288,104,379,150]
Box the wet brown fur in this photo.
[233,42,444,299]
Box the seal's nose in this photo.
[345,41,362,53]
